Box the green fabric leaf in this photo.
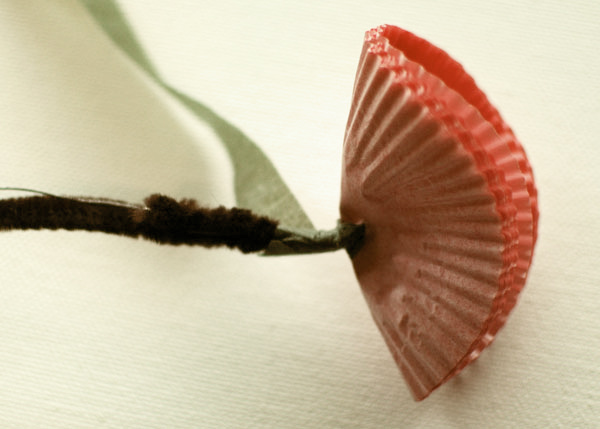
[80,0,314,230]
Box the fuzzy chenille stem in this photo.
[0,193,277,253]
[0,191,365,255]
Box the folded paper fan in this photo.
[340,25,538,400]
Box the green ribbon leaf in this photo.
[80,0,314,230]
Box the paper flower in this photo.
[340,25,538,400]
[3,12,538,402]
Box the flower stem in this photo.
[262,222,365,257]
[0,189,364,256]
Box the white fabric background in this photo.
[0,1,598,427]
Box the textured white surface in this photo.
[0,1,598,427]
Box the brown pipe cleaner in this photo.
[0,193,278,253]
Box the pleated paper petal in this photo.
[340,25,538,400]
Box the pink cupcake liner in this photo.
[340,25,538,400]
